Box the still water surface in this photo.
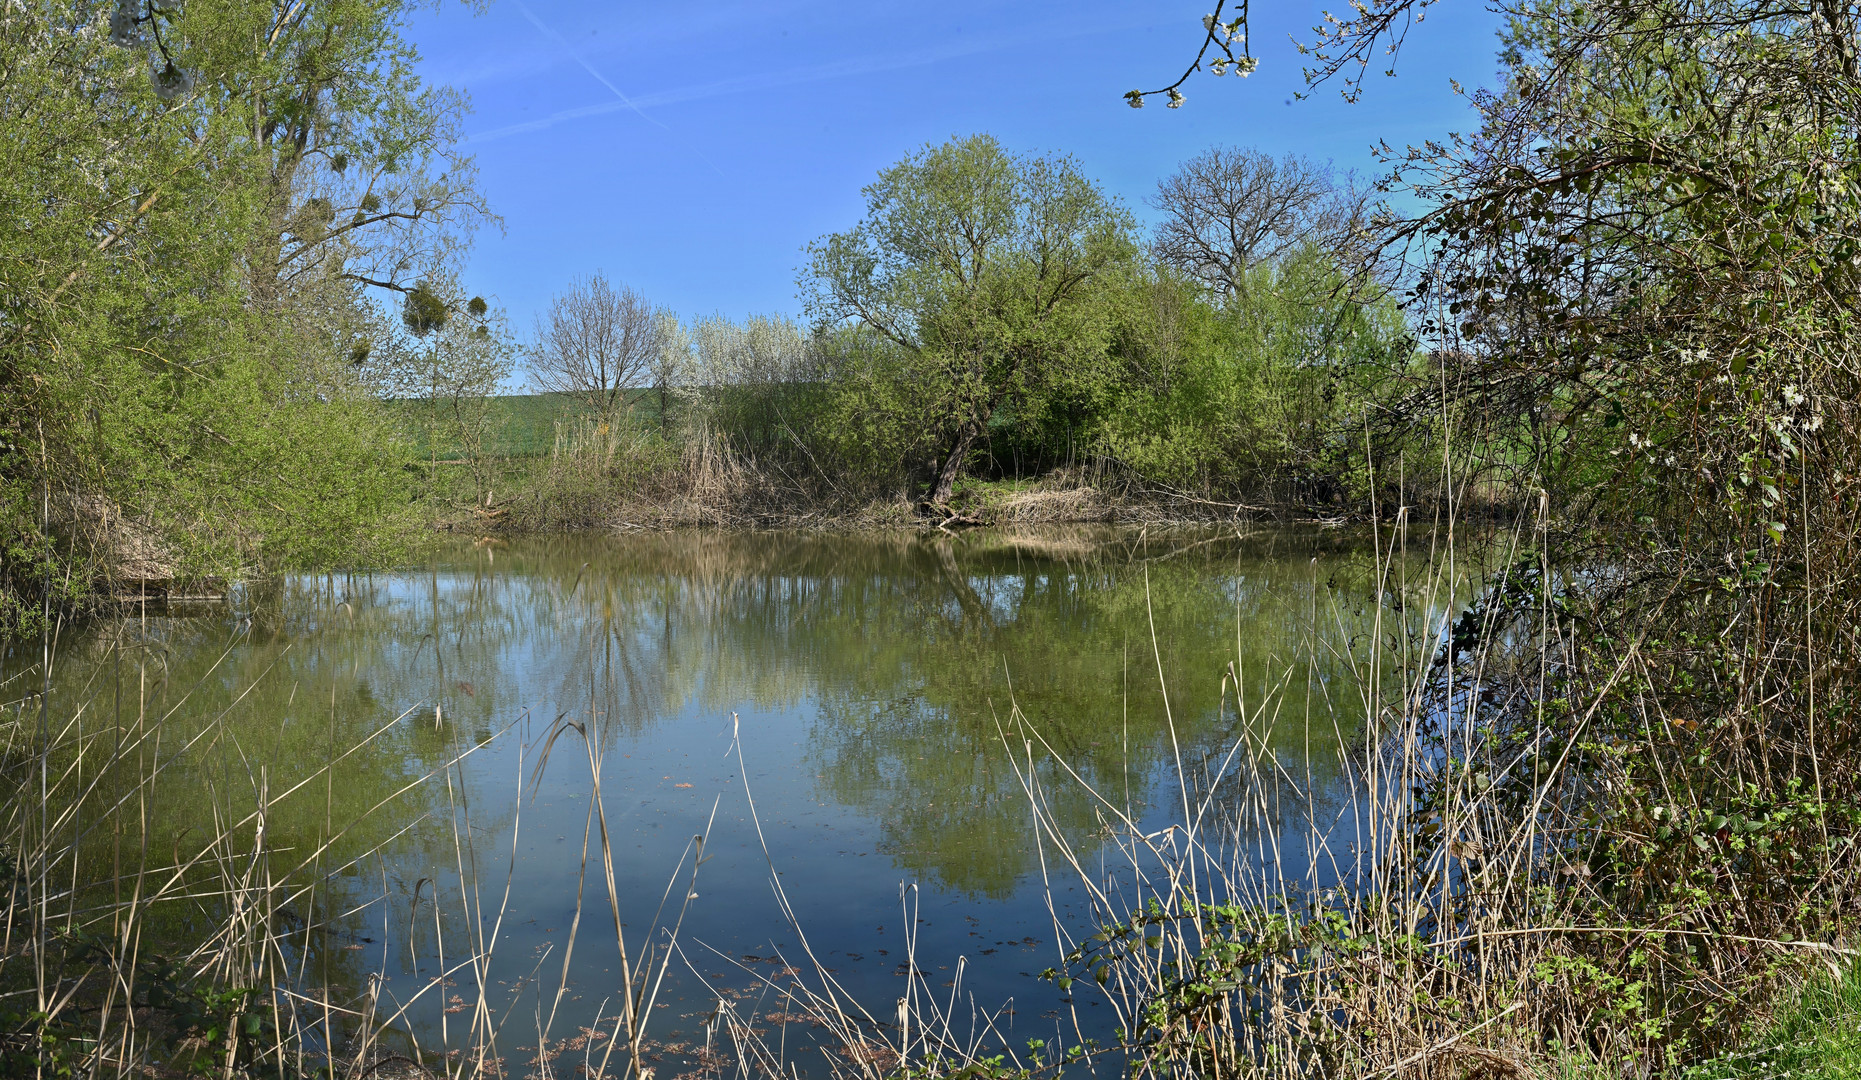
[15,527,1457,1065]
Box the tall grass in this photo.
[983,520,1859,1074]
[978,512,1554,1076]
[0,620,723,1080]
[8,499,1851,1079]
[2,625,471,1076]
[1,607,1011,1080]
[512,412,908,531]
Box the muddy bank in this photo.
[434,477,1391,535]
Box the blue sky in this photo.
[407,0,1504,335]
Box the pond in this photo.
[9,526,1467,1074]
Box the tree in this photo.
[223,0,492,311]
[648,313,695,436]
[687,314,820,450]
[1393,0,1861,535]
[804,135,1138,504]
[366,282,511,502]
[1150,147,1375,300]
[0,1,489,633]
[528,273,666,421]
[1099,250,1408,499]
[1384,0,1861,1052]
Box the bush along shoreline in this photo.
[8,0,1861,1072]
[990,0,1861,1071]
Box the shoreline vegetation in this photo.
[8,522,1861,1080]
[6,0,1861,1075]
[424,444,1416,536]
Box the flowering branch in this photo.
[1123,0,1258,110]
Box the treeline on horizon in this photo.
[7,0,1861,1074]
[504,137,1413,520]
[0,0,1443,638]
[0,0,1839,633]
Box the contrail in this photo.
[514,2,662,129]
[481,8,1152,148]
[472,35,1028,144]
[511,1,724,173]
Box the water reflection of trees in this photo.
[0,588,503,1005]
[3,526,1470,919]
[448,528,1463,899]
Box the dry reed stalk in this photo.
[0,617,549,1080]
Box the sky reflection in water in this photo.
[14,527,1466,1064]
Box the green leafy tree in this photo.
[0,0,490,634]
[804,135,1139,504]
[1099,250,1409,502]
[212,0,491,309]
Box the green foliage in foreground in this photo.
[1561,966,1861,1080]
[0,0,488,637]
[968,0,1861,1071]
[1675,968,1861,1079]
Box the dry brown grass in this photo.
[15,481,1843,1080]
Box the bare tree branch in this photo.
[527,273,666,420]
[1150,147,1377,297]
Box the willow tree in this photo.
[0,0,491,634]
[803,135,1138,505]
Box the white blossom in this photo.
[108,0,139,45]
[150,60,195,101]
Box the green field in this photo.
[389,390,667,461]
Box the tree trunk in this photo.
[929,427,977,505]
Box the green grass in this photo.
[389,390,670,461]
[1680,968,1861,1080]
[1543,969,1861,1079]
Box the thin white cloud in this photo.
[470,99,630,142]
[435,0,822,90]
[505,2,741,176]
[513,2,670,133]
[467,29,1063,144]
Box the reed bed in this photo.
[0,626,488,1077]
[977,504,1861,1078]
[5,498,1852,1080]
[0,621,714,1080]
[0,615,1006,1080]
